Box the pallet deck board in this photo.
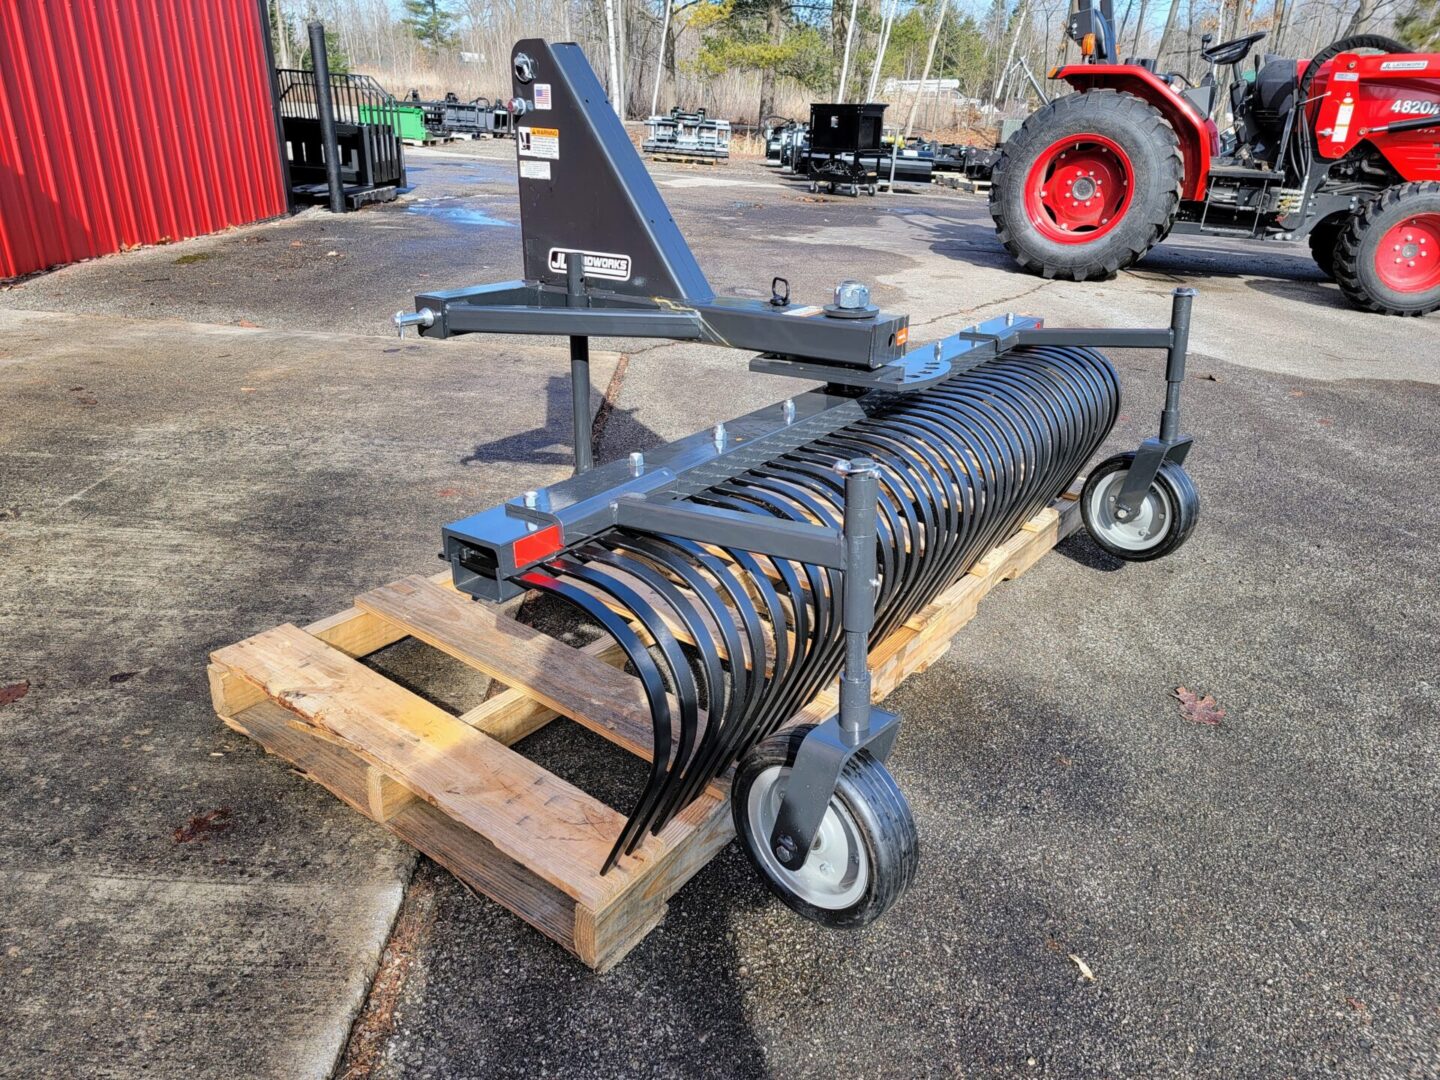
[355,575,673,760]
[213,623,642,907]
[210,489,1083,969]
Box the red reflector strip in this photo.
[513,524,563,566]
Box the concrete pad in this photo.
[0,309,617,1077]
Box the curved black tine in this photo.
[508,344,1125,864]
[515,569,673,875]
[585,546,721,820]
[548,557,699,858]
[617,536,751,827]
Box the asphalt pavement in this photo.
[1,140,1436,1079]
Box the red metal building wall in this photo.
[0,0,288,279]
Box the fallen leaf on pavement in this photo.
[0,681,30,707]
[174,808,233,843]
[1068,954,1096,982]
[1175,686,1225,726]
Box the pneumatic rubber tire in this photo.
[732,725,919,929]
[990,90,1183,281]
[1081,452,1200,562]
[1333,182,1440,316]
[1308,213,1349,280]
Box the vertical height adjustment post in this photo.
[838,460,881,742]
[566,253,594,475]
[767,458,900,872]
[1113,286,1196,519]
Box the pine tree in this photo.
[299,26,349,74]
[403,0,459,51]
[1396,0,1440,49]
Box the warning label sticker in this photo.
[534,83,553,109]
[519,160,551,181]
[518,126,559,160]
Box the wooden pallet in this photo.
[933,173,992,195]
[209,490,1082,970]
[647,153,726,166]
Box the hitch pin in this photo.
[393,308,437,338]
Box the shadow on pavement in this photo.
[462,373,665,467]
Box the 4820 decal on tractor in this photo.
[989,0,1440,316]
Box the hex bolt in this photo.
[833,280,870,310]
[713,422,727,450]
[782,398,796,424]
[522,490,538,509]
[628,451,645,477]
[1006,312,1016,326]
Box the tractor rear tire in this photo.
[1308,213,1348,280]
[990,90,1183,281]
[1334,182,1440,316]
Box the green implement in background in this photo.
[359,102,427,142]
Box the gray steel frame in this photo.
[396,37,1202,875]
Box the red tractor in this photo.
[989,0,1440,315]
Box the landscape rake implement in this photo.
[389,38,1206,927]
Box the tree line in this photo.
[270,0,1427,132]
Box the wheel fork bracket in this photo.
[1114,287,1197,519]
[768,460,900,872]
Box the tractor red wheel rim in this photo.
[1024,133,1135,244]
[1374,214,1440,293]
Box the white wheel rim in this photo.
[746,765,869,909]
[1088,469,1172,551]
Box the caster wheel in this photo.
[809,180,818,193]
[732,725,919,928]
[1081,451,1200,562]
[868,184,878,196]
[828,182,837,195]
